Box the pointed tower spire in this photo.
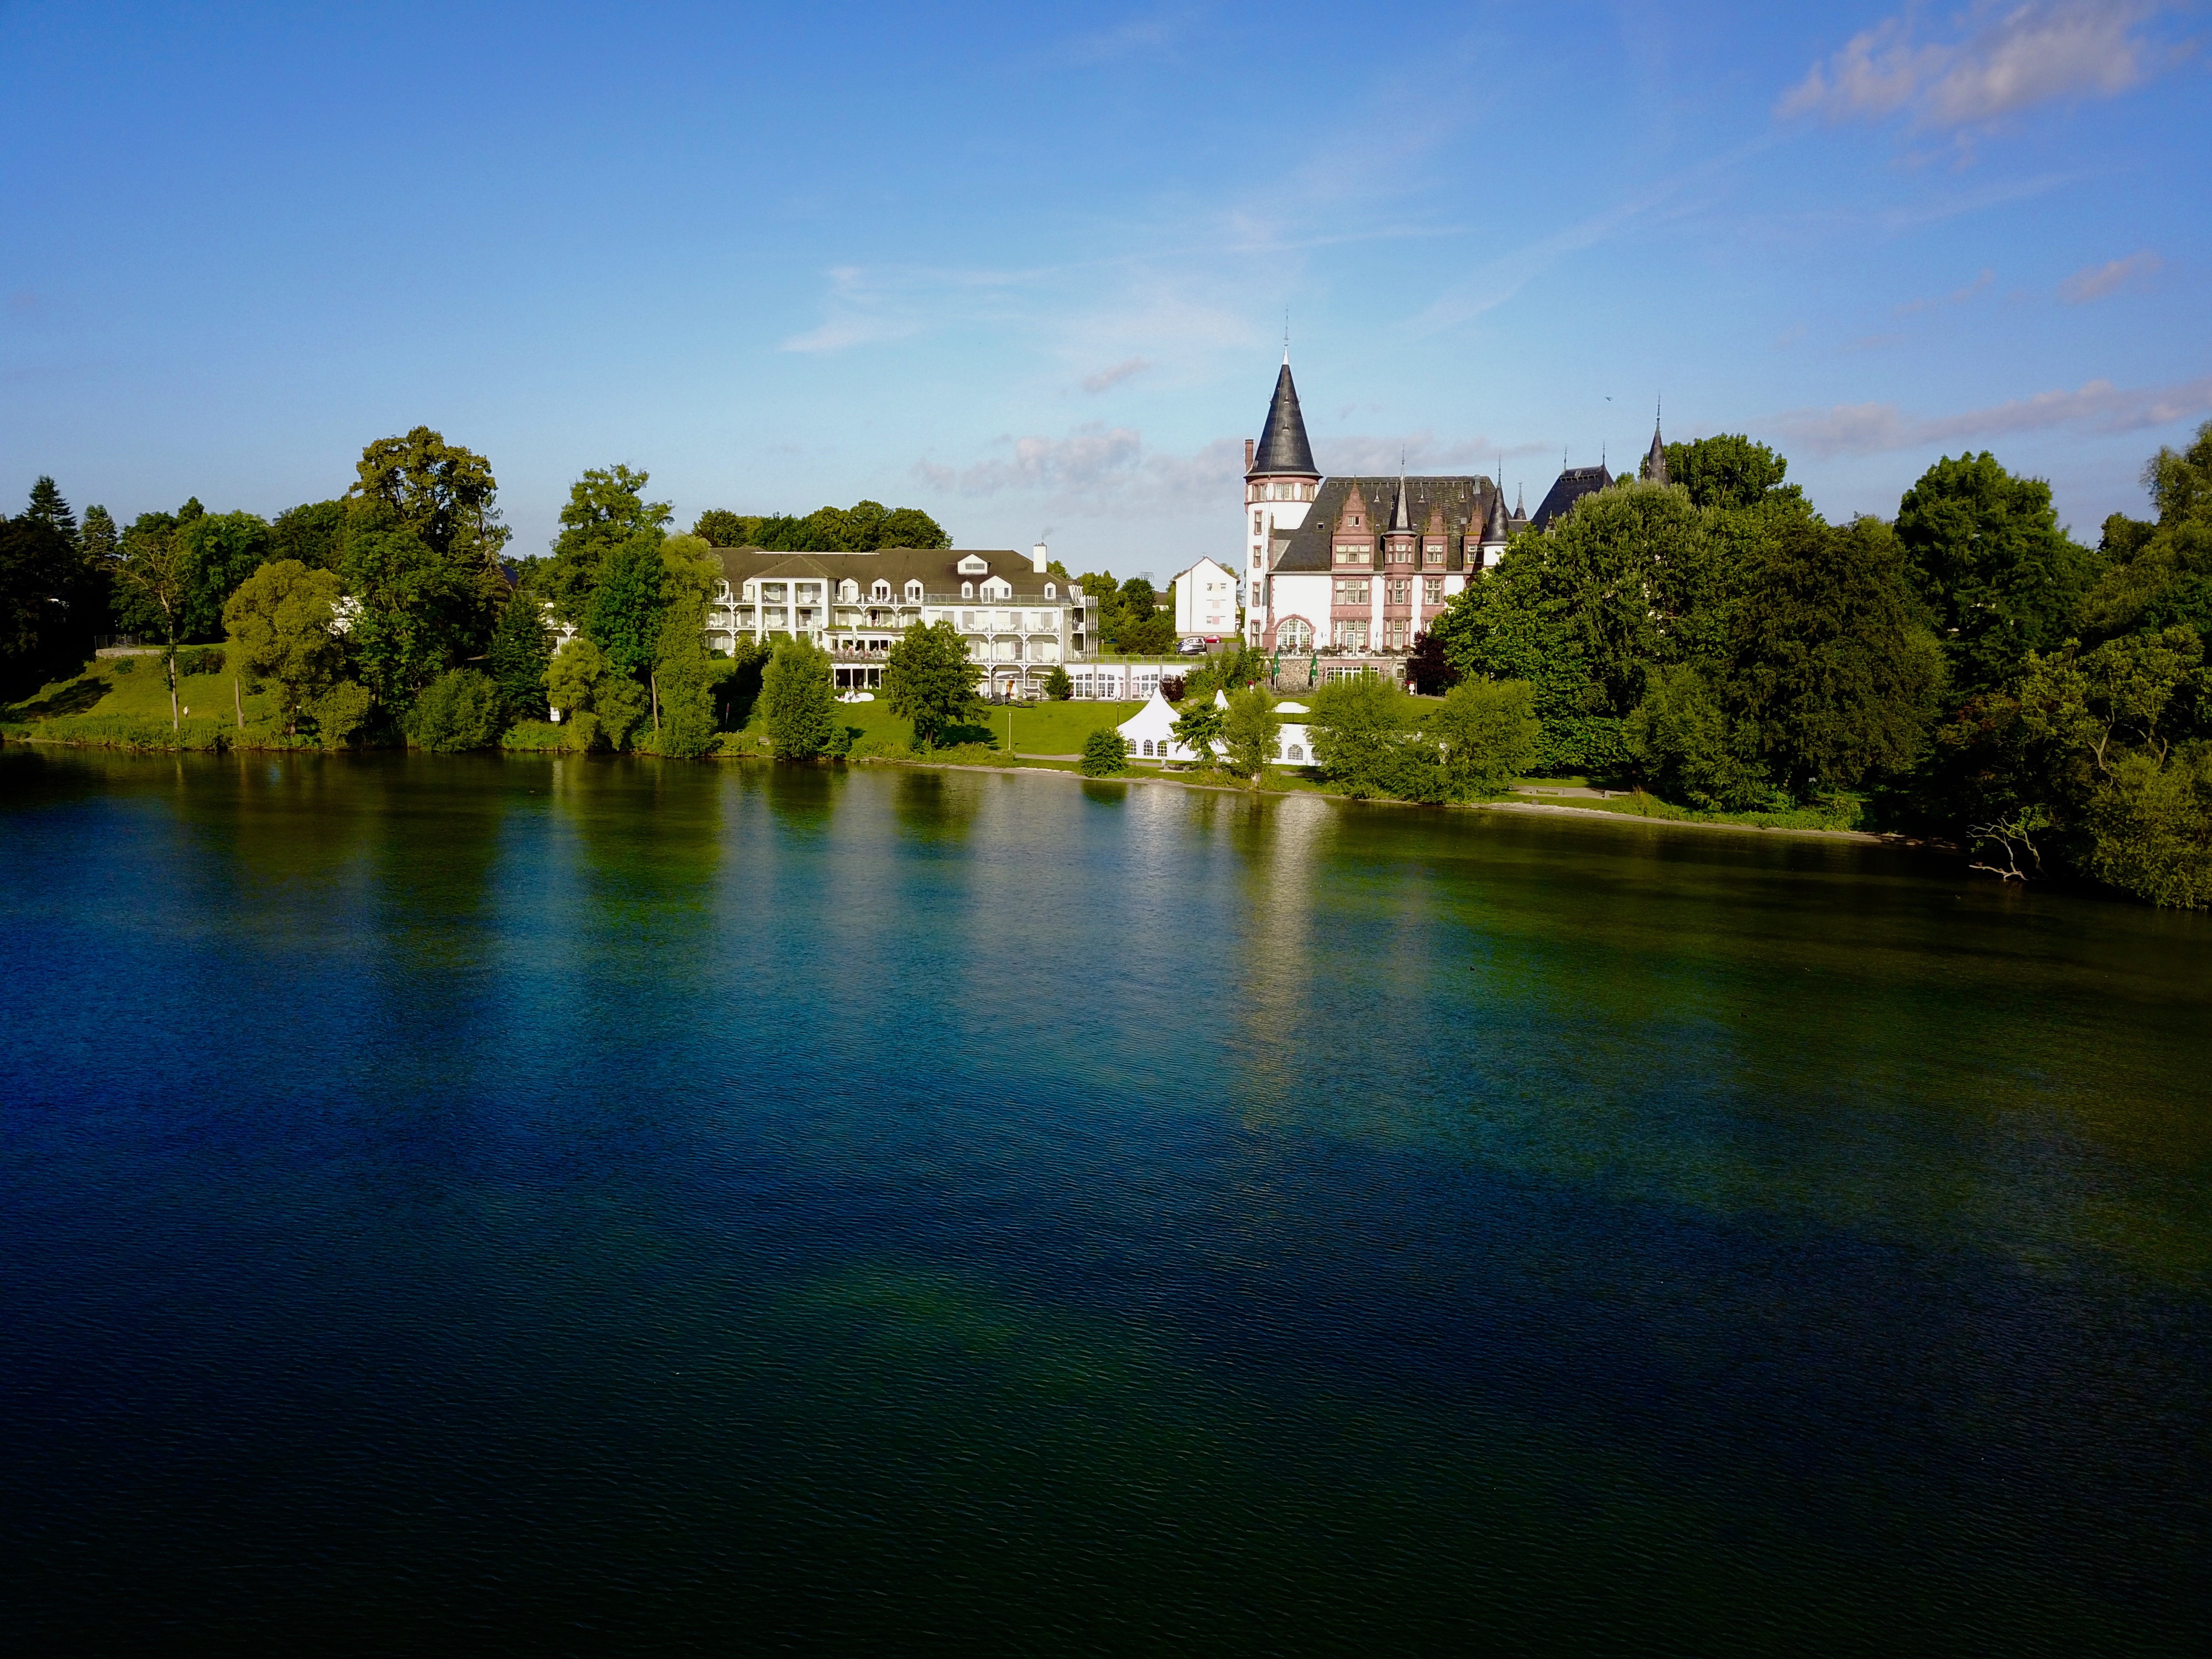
[1641,399,1669,486]
[1390,462,1413,532]
[1248,359,1317,478]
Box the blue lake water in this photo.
[2,748,2206,1654]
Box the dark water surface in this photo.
[2,748,2206,1655]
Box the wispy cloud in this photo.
[1772,372,2212,457]
[1081,357,1151,394]
[2059,249,2164,302]
[778,262,1039,353]
[1041,8,1198,68]
[1779,2,2179,132]
[914,425,1244,517]
[1894,267,1994,315]
[1322,432,1553,476]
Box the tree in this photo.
[583,530,667,682]
[340,526,478,712]
[1220,686,1280,783]
[690,501,950,552]
[1720,515,1944,796]
[1405,627,1458,695]
[270,499,349,571]
[760,637,835,759]
[77,505,118,564]
[1625,664,1772,811]
[1308,674,1417,798]
[222,559,346,734]
[487,593,551,723]
[651,587,728,759]
[692,509,755,547]
[174,510,274,640]
[2078,419,2212,641]
[409,668,503,752]
[1428,678,1541,800]
[1042,664,1073,700]
[1170,696,1227,766]
[1081,727,1129,776]
[543,465,671,622]
[26,476,76,542]
[108,519,191,728]
[1663,435,1796,512]
[0,511,84,696]
[1895,452,2100,694]
[546,635,610,721]
[884,618,980,749]
[349,426,510,571]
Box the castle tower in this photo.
[1641,407,1669,486]
[1244,355,1322,644]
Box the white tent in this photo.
[1273,700,1314,766]
[1116,688,1227,763]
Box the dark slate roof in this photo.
[1389,476,1412,531]
[1530,466,1612,531]
[1274,475,1500,573]
[1640,423,1668,485]
[709,547,1071,601]
[1249,361,1318,477]
[1483,486,1511,541]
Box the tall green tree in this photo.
[1170,696,1227,765]
[0,510,84,696]
[487,592,551,722]
[884,618,980,749]
[26,476,76,542]
[107,519,191,728]
[270,499,350,571]
[1220,686,1280,782]
[174,510,273,640]
[1895,452,2100,693]
[2078,419,2212,641]
[541,465,671,622]
[222,559,346,734]
[340,527,477,712]
[1720,515,1944,796]
[1428,678,1541,800]
[348,426,510,571]
[1663,435,1797,512]
[1308,674,1417,798]
[759,637,836,759]
[584,530,667,682]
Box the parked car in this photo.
[1178,637,1207,654]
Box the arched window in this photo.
[1289,744,1304,762]
[1278,618,1312,651]
[961,581,974,598]
[1142,739,1155,757]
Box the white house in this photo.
[1171,556,1241,640]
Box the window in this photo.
[1278,619,1312,651]
[840,580,859,602]
[1335,545,1367,565]
[905,580,924,601]
[1289,744,1304,761]
[870,580,890,601]
[1253,552,1263,568]
[960,611,977,630]
[1253,513,1263,535]
[1044,582,1056,598]
[1333,579,1370,607]
[1424,542,1443,566]
[1387,579,1411,606]
[761,582,787,600]
[1142,740,1155,757]
[961,581,973,598]
[1425,576,1443,604]
[1386,542,1412,565]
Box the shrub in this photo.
[1428,678,1542,800]
[760,637,836,759]
[849,733,917,761]
[309,681,375,748]
[500,719,567,752]
[408,669,502,752]
[176,646,226,676]
[1042,665,1073,701]
[1081,727,1129,776]
[112,657,137,675]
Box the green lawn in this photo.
[2,654,286,747]
[737,696,1144,757]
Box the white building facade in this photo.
[1171,556,1241,641]
[705,542,1091,699]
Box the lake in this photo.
[2,748,2206,1655]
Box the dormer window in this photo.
[957,554,990,576]
[961,580,974,598]
[1044,582,1056,599]
[871,580,890,601]
[904,579,924,601]
[840,580,860,602]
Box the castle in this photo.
[1240,358,1659,655]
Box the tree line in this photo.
[0,435,950,759]
[1405,425,2211,906]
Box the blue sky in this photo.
[3,1,2206,579]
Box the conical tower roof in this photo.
[1249,359,1317,477]
[1389,471,1413,531]
[1483,482,1510,541]
[1641,414,1668,486]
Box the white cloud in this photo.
[1081,357,1151,394]
[1779,2,2174,131]
[914,425,1243,517]
[1772,372,2212,456]
[1321,432,1553,476]
[2059,249,2164,302]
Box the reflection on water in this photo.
[1,748,2206,1653]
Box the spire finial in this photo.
[1283,310,1290,366]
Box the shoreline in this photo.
[3,728,1914,847]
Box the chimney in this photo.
[1031,541,1048,573]
[1244,438,1255,471]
